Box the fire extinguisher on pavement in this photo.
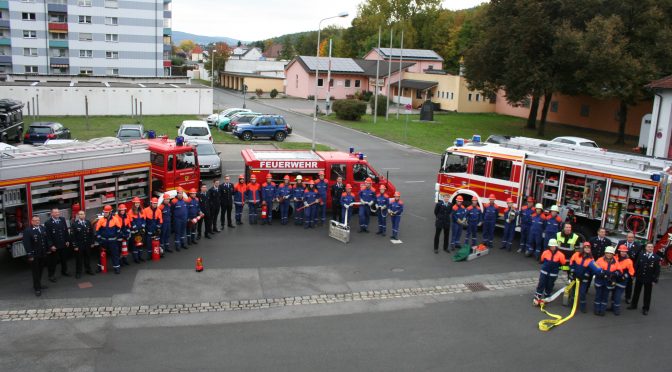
[99,246,107,274]
[260,202,268,225]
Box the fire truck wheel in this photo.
[274,131,286,142]
[242,131,253,141]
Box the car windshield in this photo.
[580,142,598,147]
[196,143,216,155]
[118,129,141,138]
[237,116,254,123]
[184,127,209,136]
[29,126,52,134]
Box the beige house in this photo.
[219,72,284,94]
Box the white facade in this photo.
[225,59,286,78]
[646,90,672,158]
[231,47,262,61]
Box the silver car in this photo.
[186,140,222,177]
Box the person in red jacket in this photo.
[95,205,122,274]
[594,246,622,316]
[611,245,635,314]
[534,239,567,305]
[570,242,601,313]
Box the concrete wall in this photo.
[646,90,672,158]
[2,85,213,116]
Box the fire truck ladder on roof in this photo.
[499,137,672,173]
[0,143,145,168]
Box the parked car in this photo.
[207,108,251,127]
[115,124,146,142]
[185,140,222,177]
[23,122,71,145]
[177,120,212,143]
[228,112,262,132]
[216,108,253,130]
[233,114,290,142]
[551,136,599,148]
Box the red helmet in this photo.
[176,187,184,193]
[266,174,272,178]
[318,171,325,176]
[103,205,113,212]
[189,188,197,193]
[250,175,257,180]
[308,180,315,185]
[163,193,171,199]
[488,194,496,199]
[526,196,534,203]
[118,204,127,211]
[132,197,141,203]
[456,195,463,202]
[151,197,159,203]
[346,184,352,189]
[283,175,290,180]
[394,191,401,197]
[583,242,592,247]
[239,174,245,179]
[618,244,629,252]
[506,198,514,203]
[365,177,372,183]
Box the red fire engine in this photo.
[436,136,672,242]
[0,137,199,257]
[241,148,396,208]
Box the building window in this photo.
[79,33,92,41]
[25,65,39,74]
[105,34,119,42]
[105,17,118,26]
[475,93,480,101]
[488,94,496,104]
[48,0,67,4]
[416,89,423,99]
[550,101,559,113]
[468,93,472,101]
[51,67,68,74]
[580,104,590,117]
[450,92,454,100]
[354,80,361,88]
[51,48,67,57]
[49,14,67,23]
[106,51,119,59]
[78,15,92,24]
[295,74,298,89]
[78,0,92,6]
[23,48,38,57]
[317,78,323,87]
[23,30,37,39]
[106,68,119,76]
[164,18,171,28]
[104,0,118,8]
[79,67,93,75]
[345,79,351,88]
[22,13,37,21]
[80,50,93,58]
[50,32,67,40]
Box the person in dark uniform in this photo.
[588,227,612,259]
[434,194,452,254]
[23,216,49,296]
[628,243,661,315]
[208,179,221,233]
[197,184,212,239]
[219,176,235,229]
[71,210,95,278]
[331,176,345,222]
[44,208,71,281]
[618,232,643,259]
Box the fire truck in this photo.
[241,148,396,209]
[436,135,672,243]
[0,137,200,257]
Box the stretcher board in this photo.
[466,246,489,261]
[329,205,354,243]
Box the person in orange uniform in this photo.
[450,196,467,250]
[116,204,132,265]
[593,246,622,316]
[143,197,163,259]
[233,175,247,225]
[127,197,146,262]
[95,205,122,274]
[611,245,635,315]
[534,239,566,305]
[570,242,602,313]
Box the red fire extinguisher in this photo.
[99,247,107,274]
[120,239,129,257]
[152,238,161,261]
[261,202,268,221]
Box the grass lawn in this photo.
[327,112,637,154]
[276,142,333,151]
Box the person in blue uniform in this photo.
[464,202,482,247]
[171,188,189,250]
[292,175,306,226]
[501,198,517,251]
[389,192,404,240]
[451,195,466,250]
[159,193,173,253]
[482,194,498,248]
[303,180,320,228]
[261,174,277,225]
[528,203,546,259]
[518,197,535,253]
[315,171,329,226]
[358,179,376,233]
[276,175,292,225]
[340,184,356,226]
[375,185,389,236]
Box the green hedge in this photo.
[369,94,388,117]
[332,99,367,121]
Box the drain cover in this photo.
[464,282,489,292]
[391,267,405,273]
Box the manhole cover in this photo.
[391,267,405,273]
[464,282,489,292]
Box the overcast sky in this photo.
[173,0,488,41]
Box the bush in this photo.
[255,88,263,97]
[307,95,315,100]
[369,94,388,117]
[332,99,367,121]
[361,91,373,102]
[270,88,278,98]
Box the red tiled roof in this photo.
[192,45,203,54]
[647,75,672,89]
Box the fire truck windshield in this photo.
[441,152,468,173]
[176,153,195,170]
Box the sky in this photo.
[172,0,488,42]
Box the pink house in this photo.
[284,56,413,99]
[364,48,444,74]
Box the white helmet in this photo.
[550,205,559,212]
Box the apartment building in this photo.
[0,0,172,76]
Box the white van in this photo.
[177,120,212,143]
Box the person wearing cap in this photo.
[116,204,132,265]
[434,194,452,253]
[389,192,404,240]
[44,208,71,281]
[71,210,95,279]
[375,185,389,236]
[276,175,292,225]
[23,216,49,296]
[611,245,635,314]
[261,174,277,225]
[143,197,164,258]
[450,195,467,250]
[589,227,613,259]
[617,232,642,261]
[555,223,579,257]
[233,175,247,225]
[159,193,173,253]
[128,197,147,261]
[482,194,498,248]
[219,176,235,229]
[593,246,622,316]
[518,196,536,253]
[208,179,221,233]
[315,171,329,226]
[340,184,356,226]
[172,188,189,251]
[186,188,202,244]
[303,180,320,228]
[570,242,602,313]
[95,205,122,274]
[246,175,262,225]
[534,239,567,305]
[331,176,346,222]
[543,205,563,249]
[197,184,212,239]
[464,201,482,247]
[292,175,306,226]
[501,198,517,251]
[358,179,376,233]
[528,203,546,259]
[628,243,660,315]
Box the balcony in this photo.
[163,28,171,36]
[0,38,10,46]
[164,11,171,19]
[50,57,69,67]
[47,3,67,13]
[49,23,68,32]
[0,55,11,65]
[0,1,8,10]
[163,60,172,67]
[0,19,9,28]
[49,40,68,48]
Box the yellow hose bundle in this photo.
[538,279,580,331]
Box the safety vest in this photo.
[556,232,579,251]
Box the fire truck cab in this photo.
[135,136,201,195]
[241,149,396,208]
[437,135,672,243]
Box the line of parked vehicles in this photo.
[206,108,293,142]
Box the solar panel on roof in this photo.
[301,56,364,73]
[378,48,442,60]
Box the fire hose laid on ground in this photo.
[537,278,580,332]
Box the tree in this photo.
[237,40,242,47]
[178,40,196,54]
[279,35,295,60]
[204,43,232,77]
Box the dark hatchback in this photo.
[24,122,71,145]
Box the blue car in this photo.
[233,115,290,142]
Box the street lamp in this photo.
[312,11,348,151]
[211,49,216,114]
